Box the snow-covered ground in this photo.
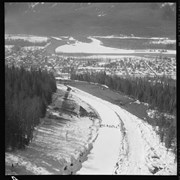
[5,84,177,175]
[92,35,173,40]
[22,46,45,50]
[5,34,48,43]
[69,85,177,175]
[56,37,133,54]
[55,36,176,55]
[5,34,176,55]
[5,86,100,175]
[5,45,14,49]
[149,39,176,45]
[147,109,175,120]
[72,93,122,174]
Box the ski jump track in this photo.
[69,86,176,175]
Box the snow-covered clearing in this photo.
[55,37,134,54]
[5,34,48,43]
[92,35,173,40]
[146,109,175,120]
[55,36,176,55]
[69,85,177,175]
[22,46,45,50]
[5,45,14,49]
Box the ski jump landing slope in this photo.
[69,86,176,175]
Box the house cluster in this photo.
[5,46,176,80]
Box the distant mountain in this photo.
[5,3,176,38]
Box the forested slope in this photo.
[5,65,57,150]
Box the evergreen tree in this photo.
[5,65,57,151]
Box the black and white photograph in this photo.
[5,2,177,175]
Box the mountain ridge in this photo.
[5,3,176,38]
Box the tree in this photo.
[5,65,57,151]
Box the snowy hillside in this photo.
[5,83,177,175]
[69,86,176,175]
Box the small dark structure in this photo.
[67,86,71,92]
[79,106,88,117]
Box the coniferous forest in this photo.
[71,72,176,115]
[71,72,176,151]
[5,65,57,151]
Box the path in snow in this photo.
[69,86,176,175]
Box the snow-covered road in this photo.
[69,86,177,175]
